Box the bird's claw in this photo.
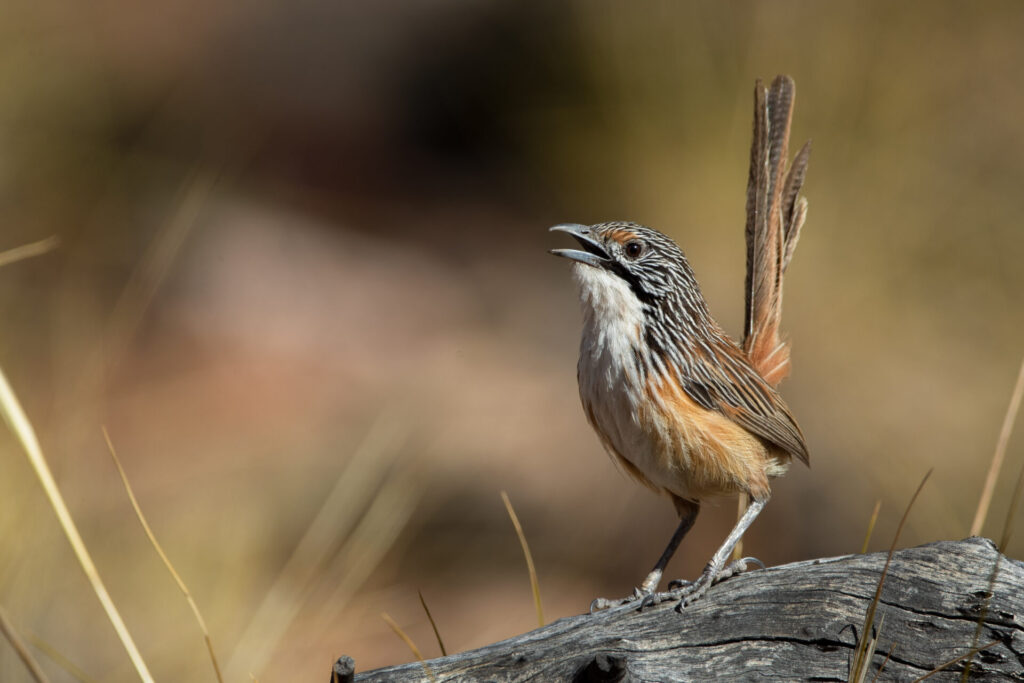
[637,581,700,610]
[591,558,766,614]
[667,557,766,610]
[719,556,764,581]
[639,590,676,610]
[674,573,712,609]
[589,586,650,613]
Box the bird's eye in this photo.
[624,240,645,259]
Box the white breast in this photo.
[572,263,670,488]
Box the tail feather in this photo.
[742,75,811,388]
[743,82,769,349]
[781,141,811,269]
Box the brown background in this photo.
[2,2,1023,681]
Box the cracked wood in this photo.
[336,538,1024,682]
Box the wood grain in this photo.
[335,538,1024,682]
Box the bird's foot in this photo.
[677,556,765,608]
[590,586,651,613]
[590,558,765,613]
[591,567,667,613]
[654,557,767,611]
[636,586,687,610]
[717,556,765,582]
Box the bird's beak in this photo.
[549,224,610,268]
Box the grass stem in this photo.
[0,604,51,683]
[850,470,931,681]
[381,612,436,682]
[970,354,1024,537]
[501,491,544,628]
[860,500,882,554]
[0,366,154,683]
[103,426,223,683]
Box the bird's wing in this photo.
[682,344,809,465]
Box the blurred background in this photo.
[2,1,1023,680]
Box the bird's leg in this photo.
[678,497,767,606]
[643,497,768,609]
[637,507,697,593]
[590,500,699,612]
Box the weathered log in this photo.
[338,538,1024,681]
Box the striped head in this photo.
[549,221,716,341]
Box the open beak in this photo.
[549,223,610,268]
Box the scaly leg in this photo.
[642,497,767,610]
[590,499,699,612]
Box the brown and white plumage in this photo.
[744,75,811,387]
[565,221,806,505]
[550,75,811,609]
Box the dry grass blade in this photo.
[0,366,155,683]
[0,235,60,269]
[914,639,1001,682]
[418,590,447,657]
[225,412,410,680]
[104,167,216,373]
[0,604,51,683]
[850,469,932,682]
[970,354,1024,537]
[961,430,1024,680]
[998,453,1024,553]
[381,612,437,682]
[851,613,884,683]
[26,633,100,683]
[312,465,421,631]
[102,426,224,683]
[869,640,895,683]
[861,500,882,554]
[501,490,544,627]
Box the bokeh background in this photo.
[2,1,1024,681]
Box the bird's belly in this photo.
[579,351,780,501]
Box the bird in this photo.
[550,75,811,610]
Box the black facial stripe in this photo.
[606,261,659,306]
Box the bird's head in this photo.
[549,221,700,307]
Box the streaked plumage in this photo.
[551,75,811,609]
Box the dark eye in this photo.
[624,240,645,259]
